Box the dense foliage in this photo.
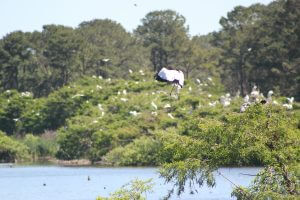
[0,131,29,162]
[158,104,299,199]
[213,0,300,98]
[97,179,154,200]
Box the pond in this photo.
[0,165,261,200]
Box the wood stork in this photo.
[155,67,184,96]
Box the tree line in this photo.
[0,0,298,99]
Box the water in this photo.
[0,165,261,200]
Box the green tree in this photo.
[247,0,300,99]
[0,31,31,91]
[135,10,189,72]
[213,4,266,96]
[77,19,150,78]
[213,0,300,99]
[42,25,82,89]
[180,34,221,79]
[157,104,300,198]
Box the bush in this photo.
[104,136,161,166]
[23,133,57,160]
[0,131,29,162]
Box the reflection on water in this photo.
[0,165,261,200]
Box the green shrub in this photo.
[104,136,161,166]
[23,133,57,160]
[0,131,29,162]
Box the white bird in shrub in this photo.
[129,111,140,116]
[139,70,145,76]
[220,95,231,107]
[151,101,157,110]
[102,58,110,62]
[120,98,128,102]
[209,101,218,107]
[164,104,171,108]
[267,90,274,103]
[244,95,250,103]
[250,85,260,102]
[283,97,294,110]
[151,111,157,116]
[240,102,251,113]
[287,97,294,104]
[168,113,175,119]
[98,104,103,111]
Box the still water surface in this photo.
[0,165,261,200]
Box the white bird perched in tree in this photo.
[151,101,157,110]
[168,113,174,119]
[102,58,110,62]
[129,69,133,74]
[129,111,140,116]
[267,90,274,103]
[287,97,294,104]
[283,103,293,110]
[283,97,294,110]
[209,101,218,107]
[72,94,84,98]
[96,85,102,90]
[151,111,157,116]
[123,90,127,95]
[250,85,260,102]
[220,94,231,107]
[21,91,32,97]
[139,70,145,76]
[97,104,104,111]
[164,104,171,108]
[240,102,251,112]
[120,98,128,102]
[244,95,250,103]
[196,79,201,84]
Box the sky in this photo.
[1,0,274,39]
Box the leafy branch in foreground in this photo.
[96,178,154,200]
[157,104,300,199]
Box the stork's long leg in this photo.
[170,84,176,96]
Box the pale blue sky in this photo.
[1,0,273,38]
